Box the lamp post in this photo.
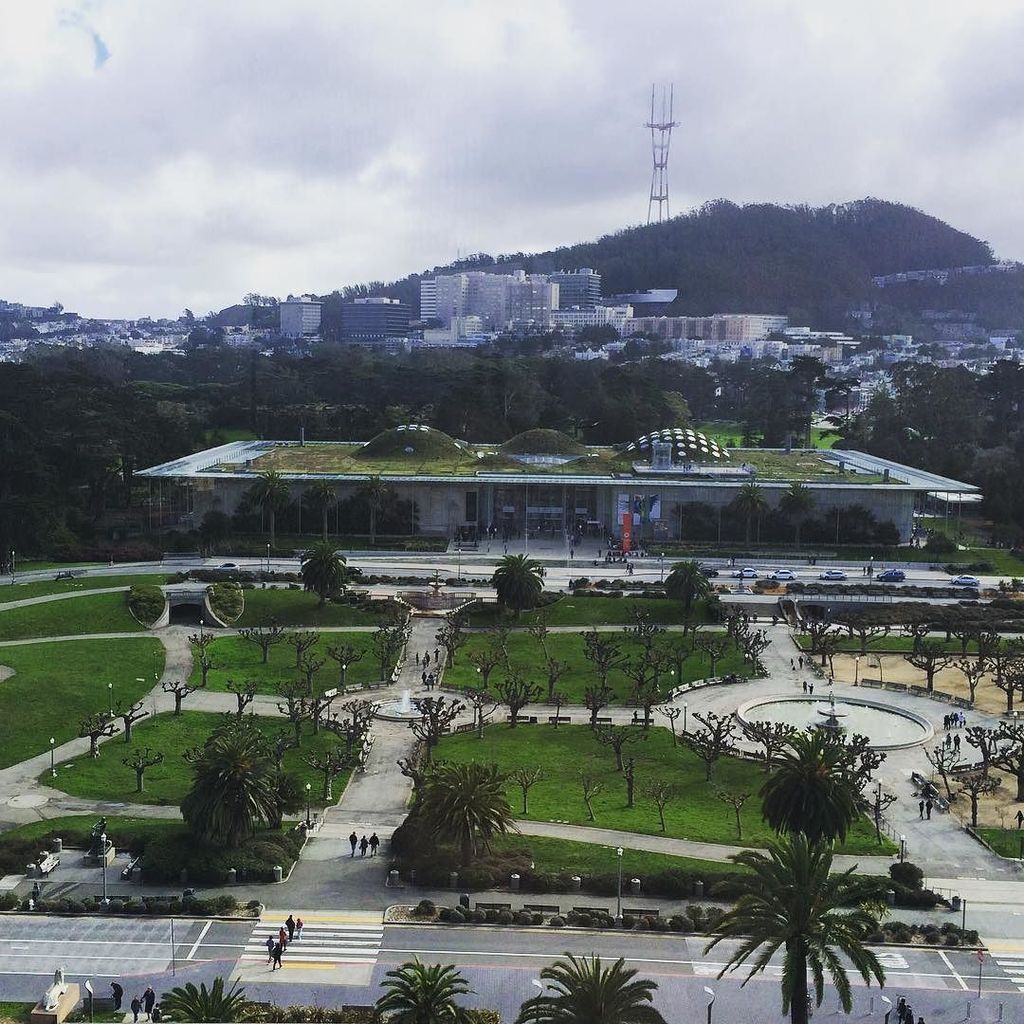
[266,543,271,574]
[682,702,688,734]
[615,847,624,925]
[49,737,55,778]
[341,662,348,688]
[107,682,113,716]
[854,655,861,686]
[703,985,716,1024]
[659,554,665,584]
[100,832,108,904]
[899,834,906,863]
[305,782,312,828]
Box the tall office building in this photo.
[550,268,601,308]
[418,278,438,321]
[508,274,558,328]
[279,295,322,338]
[340,297,411,341]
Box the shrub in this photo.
[889,861,924,890]
[669,915,686,932]
[485,909,499,924]
[576,914,593,927]
[926,533,956,554]
[207,582,244,622]
[944,933,961,946]
[413,899,435,918]
[514,911,532,926]
[213,894,238,914]
[565,911,580,925]
[549,915,565,928]
[531,912,543,926]
[496,910,514,925]
[621,914,636,930]
[438,907,454,922]
[654,917,670,932]
[0,892,20,911]
[128,585,166,626]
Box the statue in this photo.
[43,967,67,1011]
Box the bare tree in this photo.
[325,699,376,755]
[584,683,614,730]
[270,730,298,769]
[113,699,148,744]
[925,743,962,800]
[326,643,364,688]
[623,756,636,808]
[965,725,1000,775]
[373,623,408,681]
[837,612,891,654]
[872,786,897,845]
[955,657,988,705]
[992,722,1024,801]
[495,673,542,728]
[644,780,678,831]
[656,705,683,746]
[287,629,321,668]
[904,639,955,693]
[434,611,467,668]
[580,773,604,822]
[509,766,545,814]
[628,608,665,658]
[994,659,1024,714]
[188,630,216,686]
[299,653,326,695]
[226,678,258,718]
[594,724,643,772]
[276,679,310,746]
[467,645,502,691]
[582,631,625,691]
[716,789,751,840]
[464,687,500,738]
[948,622,982,657]
[957,771,1001,827]
[682,711,737,782]
[79,713,116,758]
[550,690,569,729]
[543,657,571,701]
[660,637,692,689]
[696,633,732,678]
[743,720,798,772]
[528,616,550,661]
[306,687,340,734]
[303,745,352,801]
[122,747,164,793]
[410,696,464,758]
[239,622,286,664]
[397,754,433,794]
[740,629,771,672]
[162,678,201,715]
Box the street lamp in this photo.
[49,737,55,778]
[615,847,624,925]
[266,543,271,574]
[682,702,688,734]
[305,782,312,828]
[659,554,665,584]
[107,682,113,716]
[854,655,861,686]
[899,834,907,863]
[703,985,716,1024]
[341,662,348,688]
[100,832,108,904]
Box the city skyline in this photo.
[2,0,1024,318]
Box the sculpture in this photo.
[43,967,68,1011]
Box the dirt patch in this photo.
[0,665,13,683]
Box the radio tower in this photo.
[645,84,679,225]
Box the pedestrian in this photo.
[918,799,925,819]
[570,547,574,560]
[945,733,952,750]
[802,679,808,693]
[415,651,420,665]
[144,986,156,1020]
[926,799,933,820]
[278,925,288,948]
[434,647,439,663]
[808,682,814,695]
[349,831,357,857]
[791,658,795,670]
[296,915,304,940]
[271,941,283,970]
[286,914,295,942]
[896,997,906,1023]
[798,656,804,669]
[130,996,142,1024]
[360,834,369,857]
[954,734,961,751]
[370,832,380,856]
[421,669,427,686]
[110,982,124,1012]
[943,714,949,731]
[265,935,275,963]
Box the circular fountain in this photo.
[737,693,933,750]
[376,688,425,723]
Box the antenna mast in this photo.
[645,84,679,225]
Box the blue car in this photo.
[877,569,906,582]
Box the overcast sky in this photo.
[2,0,1023,319]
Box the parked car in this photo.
[877,569,906,582]
[768,569,797,581]
[950,575,981,588]
[732,567,758,579]
[699,565,720,578]
[818,569,848,581]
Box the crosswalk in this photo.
[241,911,384,970]
[990,953,1024,991]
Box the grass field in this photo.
[466,595,706,627]
[0,573,170,603]
[793,633,1015,655]
[489,833,746,878]
[0,1002,32,1023]
[436,724,887,855]
[46,711,351,807]
[0,638,163,768]
[237,589,387,627]
[975,828,1024,859]
[0,814,183,847]
[191,632,390,695]
[444,630,747,703]
[0,591,144,641]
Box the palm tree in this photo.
[492,553,544,616]
[376,958,472,1023]
[780,482,815,548]
[301,541,347,605]
[160,978,249,1022]
[514,954,667,1024]
[760,732,861,845]
[181,719,281,847]
[732,481,768,544]
[706,834,885,1024]
[305,481,337,541]
[360,474,391,546]
[419,761,515,865]
[664,559,711,617]
[249,470,290,551]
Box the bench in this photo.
[523,903,560,915]
[595,716,613,725]
[504,716,539,724]
[475,901,512,912]
[547,716,572,724]
[36,853,60,876]
[625,907,659,918]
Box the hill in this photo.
[318,198,996,330]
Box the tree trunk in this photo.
[135,769,144,793]
[789,940,809,1024]
[370,508,377,546]
[1017,767,1024,804]
[322,507,328,542]
[269,508,276,552]
[174,692,183,715]
[293,719,302,746]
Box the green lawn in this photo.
[191,632,390,695]
[46,711,351,807]
[0,573,170,603]
[0,638,164,768]
[0,1002,32,1023]
[793,633,1010,655]
[435,725,887,855]
[466,595,705,627]
[810,426,842,449]
[490,833,746,877]
[445,630,747,703]
[237,589,387,627]
[0,591,144,641]
[0,814,182,848]
[976,828,1024,859]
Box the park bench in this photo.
[931,690,954,703]
[953,697,973,709]
[475,901,512,912]
[505,715,540,724]
[35,852,60,876]
[595,716,613,725]
[625,907,659,918]
[884,682,908,692]
[547,716,572,724]
[523,903,560,915]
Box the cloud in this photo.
[0,0,1022,317]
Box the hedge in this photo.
[127,584,166,626]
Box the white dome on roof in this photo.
[625,427,729,461]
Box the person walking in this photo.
[349,831,357,857]
[421,669,427,687]
[359,834,369,857]
[954,734,961,752]
[926,799,933,820]
[143,986,156,1020]
[798,655,804,669]
[110,982,124,1012]
[271,941,283,971]
[918,800,925,819]
[295,916,304,941]
[130,996,142,1024]
[369,832,380,856]
[286,914,295,942]
[278,925,288,949]
[415,651,419,665]
[265,935,275,964]
[808,682,814,695]
[802,679,808,694]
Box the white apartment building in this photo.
[279,295,322,338]
[625,313,788,342]
[421,269,558,330]
[419,278,438,321]
[551,304,633,335]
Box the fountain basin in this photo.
[736,694,933,750]
[375,688,425,723]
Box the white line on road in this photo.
[187,920,212,960]
[938,950,968,991]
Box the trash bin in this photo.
[952,895,961,912]
[449,871,459,889]
[886,888,896,907]
[570,875,582,891]
[694,879,705,898]
[226,868,237,885]
[630,878,641,895]
[388,869,399,887]
[510,873,521,891]
[273,865,283,883]
[52,839,62,853]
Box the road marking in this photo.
[938,950,968,991]
[242,914,383,970]
[187,920,212,961]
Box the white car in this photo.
[768,569,797,581]
[732,567,758,579]
[950,575,980,588]
[819,569,848,581]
